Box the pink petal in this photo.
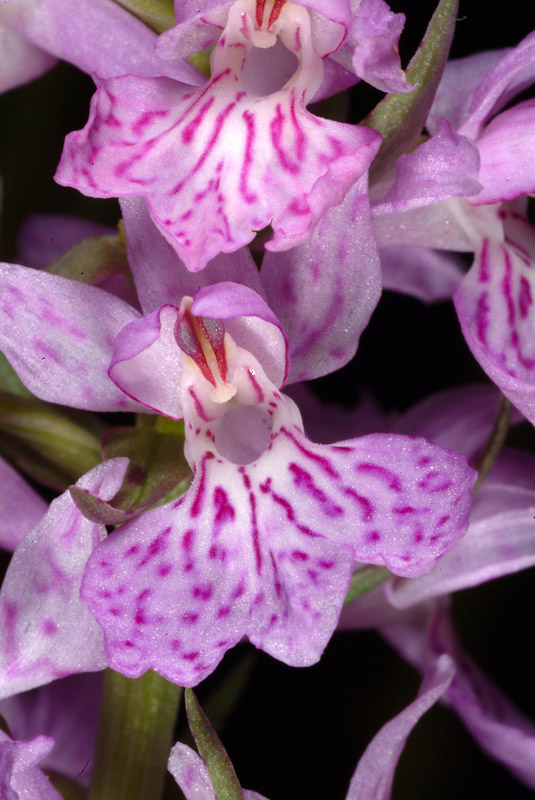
[0,0,202,83]
[0,459,128,701]
[454,224,535,424]
[349,0,413,94]
[0,732,62,800]
[120,198,264,314]
[345,654,454,799]
[373,119,482,215]
[262,176,381,382]
[168,742,270,800]
[459,31,535,141]
[0,262,143,412]
[0,27,56,93]
[470,100,535,205]
[109,305,184,419]
[0,456,47,552]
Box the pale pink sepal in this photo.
[0,27,56,93]
[119,198,264,314]
[380,246,464,303]
[373,119,482,216]
[459,31,535,141]
[345,654,454,800]
[168,743,269,800]
[0,459,128,701]
[0,457,47,552]
[109,305,185,419]
[349,0,413,94]
[470,100,535,206]
[0,0,202,84]
[0,262,144,412]
[262,176,381,383]
[453,226,535,425]
[0,732,62,800]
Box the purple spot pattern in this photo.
[56,0,380,271]
[454,207,535,423]
[82,339,474,687]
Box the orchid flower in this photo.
[0,221,475,688]
[0,673,103,787]
[373,31,535,424]
[55,0,383,271]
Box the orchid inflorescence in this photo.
[0,0,534,797]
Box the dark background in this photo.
[0,1,534,798]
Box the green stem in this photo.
[473,394,512,493]
[89,669,182,800]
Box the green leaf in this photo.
[0,352,32,398]
[363,0,459,179]
[185,689,244,800]
[112,0,175,33]
[72,426,192,521]
[0,394,104,489]
[343,565,391,606]
[48,235,129,285]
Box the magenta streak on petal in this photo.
[479,238,490,283]
[250,491,262,574]
[502,249,516,327]
[519,277,533,319]
[270,105,299,175]
[213,486,236,527]
[188,387,210,421]
[476,292,490,344]
[132,109,170,137]
[182,98,216,144]
[173,93,245,194]
[240,111,258,204]
[289,91,306,163]
[279,427,340,478]
[344,488,375,521]
[355,462,402,491]
[137,527,172,569]
[191,453,214,517]
[288,463,344,517]
[247,369,265,402]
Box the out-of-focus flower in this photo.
[0,25,56,93]
[168,652,454,799]
[0,456,47,552]
[0,730,62,799]
[373,32,535,423]
[0,672,103,787]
